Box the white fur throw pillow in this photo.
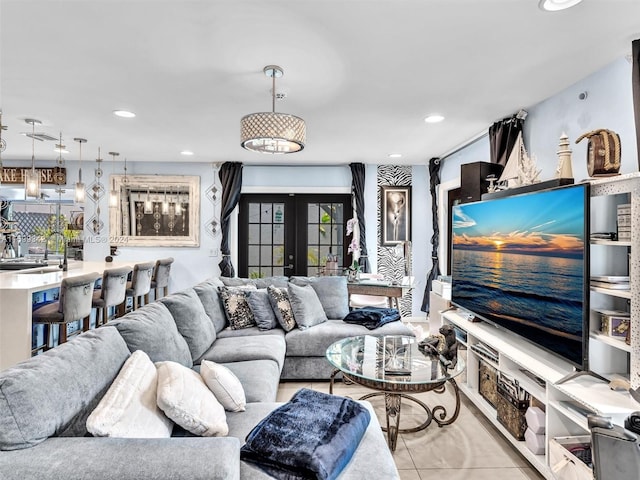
[86,350,173,438]
[156,361,228,436]
[200,361,246,412]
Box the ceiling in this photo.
[1,0,639,167]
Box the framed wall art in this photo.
[109,174,200,247]
[381,185,411,246]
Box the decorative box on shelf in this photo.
[598,309,631,338]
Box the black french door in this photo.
[237,194,352,277]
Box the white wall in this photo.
[442,56,637,185]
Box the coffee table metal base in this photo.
[329,370,461,451]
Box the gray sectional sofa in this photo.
[0,275,412,479]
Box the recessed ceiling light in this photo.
[113,110,136,118]
[424,114,445,124]
[180,150,194,156]
[538,0,583,12]
[388,153,402,159]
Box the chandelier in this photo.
[74,137,87,203]
[240,65,306,154]
[24,118,41,198]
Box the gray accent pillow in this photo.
[0,327,130,450]
[267,285,296,332]
[254,276,290,289]
[193,279,227,333]
[218,286,256,330]
[287,282,328,330]
[290,276,349,319]
[111,302,193,367]
[159,288,216,360]
[246,289,278,330]
[220,277,257,287]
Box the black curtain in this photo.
[218,162,243,277]
[633,39,640,170]
[349,163,369,273]
[489,115,524,166]
[422,157,441,313]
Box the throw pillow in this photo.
[218,286,257,330]
[287,282,328,330]
[267,285,296,332]
[289,276,349,319]
[200,360,246,412]
[246,289,278,330]
[155,361,228,437]
[193,279,228,333]
[86,350,173,438]
[110,302,193,368]
[159,288,216,361]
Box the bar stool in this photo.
[147,257,174,303]
[92,266,132,326]
[32,272,101,351]
[122,261,155,315]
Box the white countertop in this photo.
[0,260,142,291]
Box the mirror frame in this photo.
[109,174,200,247]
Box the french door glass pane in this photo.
[273,224,284,244]
[248,224,259,243]
[248,204,260,222]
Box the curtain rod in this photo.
[439,109,526,162]
[439,130,488,162]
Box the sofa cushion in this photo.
[192,278,227,333]
[86,350,173,438]
[287,282,328,330]
[216,326,285,339]
[200,360,246,412]
[290,276,349,319]
[111,302,193,368]
[245,289,278,330]
[156,361,228,437]
[159,288,216,360]
[219,286,257,330]
[285,319,414,357]
[196,335,286,372]
[0,327,130,450]
[221,360,281,403]
[267,285,296,332]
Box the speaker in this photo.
[460,161,504,203]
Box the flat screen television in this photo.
[451,183,590,369]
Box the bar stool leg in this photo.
[59,323,68,345]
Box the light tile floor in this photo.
[277,381,545,480]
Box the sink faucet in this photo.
[43,231,65,263]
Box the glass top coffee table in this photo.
[326,335,465,451]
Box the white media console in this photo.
[443,309,638,479]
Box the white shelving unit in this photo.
[588,172,640,387]
[440,173,640,480]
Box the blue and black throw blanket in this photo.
[342,307,400,330]
[240,388,371,480]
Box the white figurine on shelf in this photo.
[555,132,574,179]
[498,132,541,188]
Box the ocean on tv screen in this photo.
[451,185,588,367]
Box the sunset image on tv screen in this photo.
[451,185,588,368]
